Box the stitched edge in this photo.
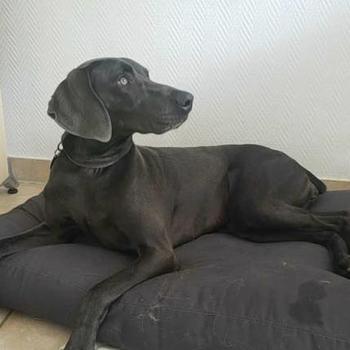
[115,301,350,345]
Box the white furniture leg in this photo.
[0,88,18,194]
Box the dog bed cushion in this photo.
[1,191,350,350]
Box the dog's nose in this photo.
[176,91,194,112]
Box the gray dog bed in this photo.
[1,191,350,350]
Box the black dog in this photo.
[1,57,350,350]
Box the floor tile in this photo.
[0,181,44,214]
[0,312,70,350]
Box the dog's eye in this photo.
[118,76,129,86]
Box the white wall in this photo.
[1,0,350,179]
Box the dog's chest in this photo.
[72,206,135,252]
[73,192,136,252]
[49,168,135,252]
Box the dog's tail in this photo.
[305,169,327,194]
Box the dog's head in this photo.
[47,58,193,142]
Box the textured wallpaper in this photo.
[1,0,350,179]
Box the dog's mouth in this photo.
[158,113,188,132]
[172,119,185,129]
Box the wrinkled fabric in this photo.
[0,192,350,350]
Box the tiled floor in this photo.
[0,312,69,350]
[0,180,349,349]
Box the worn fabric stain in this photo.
[289,280,326,326]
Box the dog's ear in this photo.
[47,64,112,142]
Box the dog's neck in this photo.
[60,132,134,168]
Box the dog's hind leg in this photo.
[232,204,350,277]
[238,228,350,277]
[0,222,75,260]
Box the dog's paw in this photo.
[340,212,350,233]
[335,254,350,278]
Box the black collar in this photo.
[53,134,134,169]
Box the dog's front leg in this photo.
[0,222,72,260]
[64,245,176,350]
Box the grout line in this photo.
[18,180,46,185]
[0,310,12,327]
